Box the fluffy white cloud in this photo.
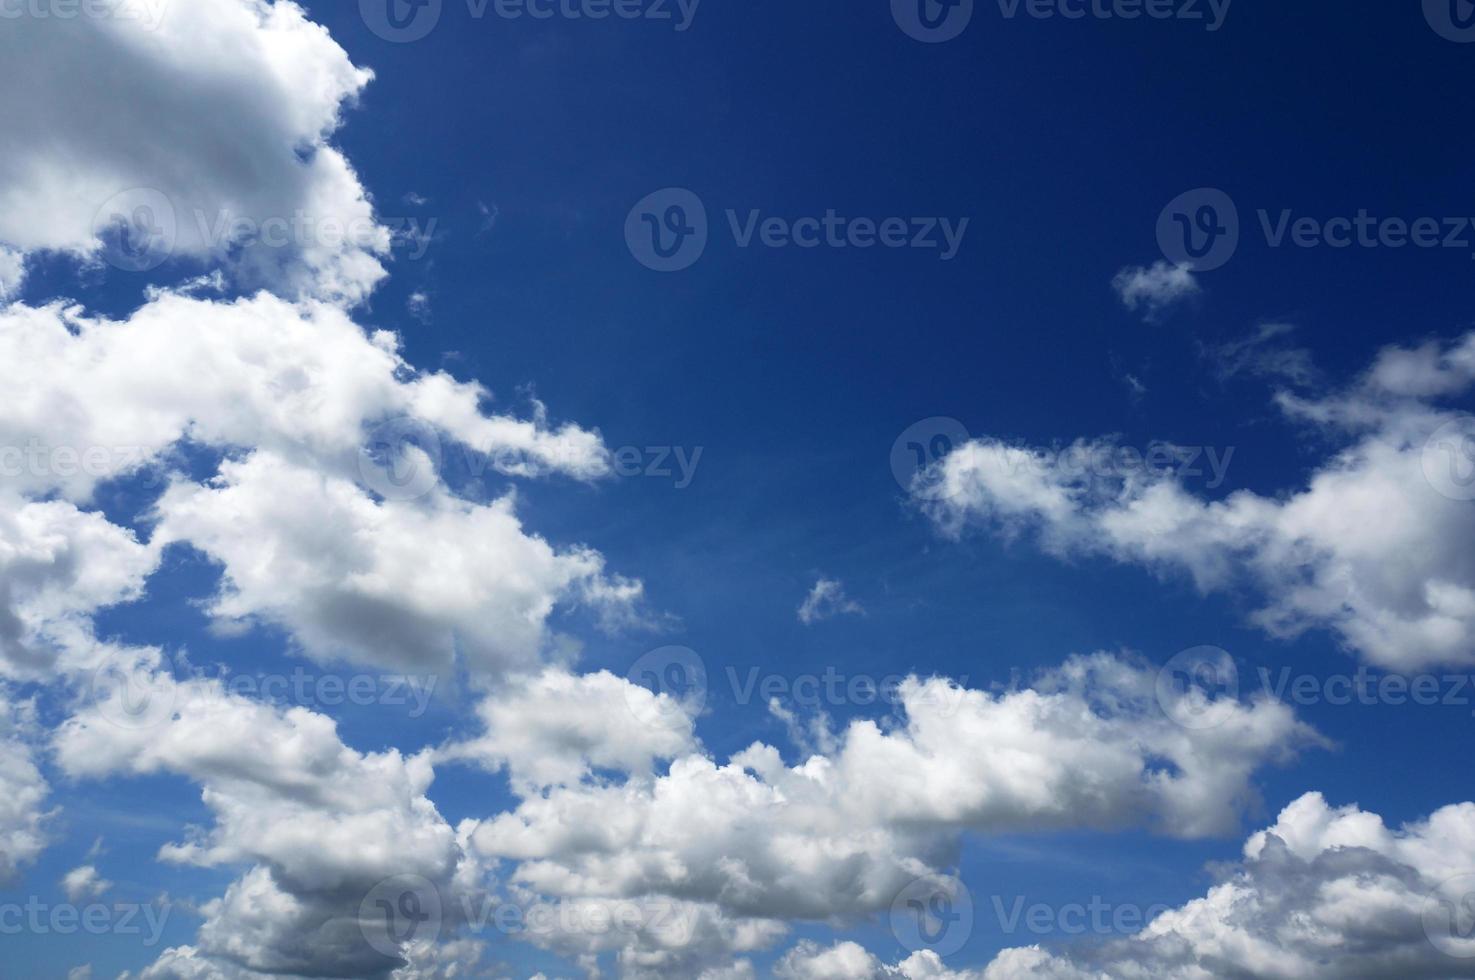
[968,791,1475,979]
[152,450,638,676]
[0,292,610,503]
[798,578,865,626]
[61,864,112,901]
[57,666,477,978]
[440,668,699,792]
[468,653,1317,943]
[1112,262,1200,321]
[0,495,157,679]
[917,332,1475,670]
[0,690,48,885]
[0,0,388,304]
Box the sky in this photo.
[2,0,1475,978]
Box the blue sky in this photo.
[4,1,1475,978]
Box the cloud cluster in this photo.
[916,332,1475,670]
[0,0,387,304]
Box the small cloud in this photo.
[407,291,431,322]
[1211,322,1318,386]
[798,578,865,626]
[0,245,26,304]
[61,865,111,902]
[477,201,499,237]
[1112,261,1200,321]
[403,191,429,206]
[67,967,92,980]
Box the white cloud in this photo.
[152,450,639,677]
[467,653,1317,949]
[1111,262,1200,321]
[917,332,1475,671]
[61,864,112,901]
[0,0,388,304]
[798,578,865,625]
[0,690,49,885]
[0,246,25,304]
[439,668,699,792]
[0,495,158,680]
[969,791,1475,978]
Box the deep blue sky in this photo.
[11,1,1475,976]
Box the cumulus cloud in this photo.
[0,0,389,304]
[0,690,49,884]
[1112,262,1200,321]
[798,578,865,625]
[959,791,1475,979]
[61,864,112,901]
[465,651,1317,971]
[916,331,1475,671]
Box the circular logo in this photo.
[1156,188,1239,272]
[359,874,443,958]
[1155,646,1240,730]
[625,646,708,728]
[892,0,974,42]
[357,418,443,502]
[360,0,442,42]
[891,417,971,500]
[1425,0,1475,42]
[625,188,708,272]
[92,188,177,273]
[1423,873,1475,958]
[87,656,177,731]
[1423,417,1475,502]
[889,873,974,958]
